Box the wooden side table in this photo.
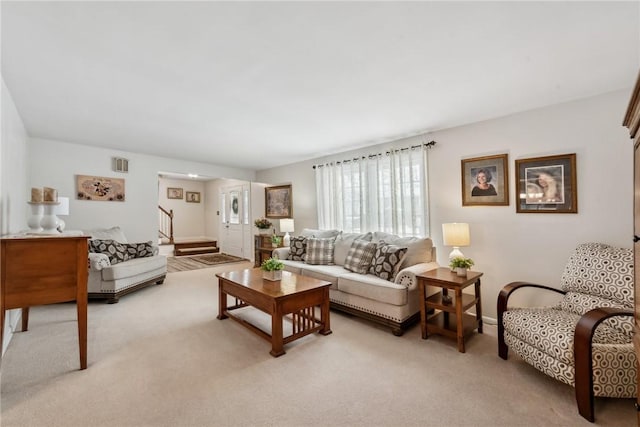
[1,235,90,369]
[254,234,284,267]
[417,267,483,353]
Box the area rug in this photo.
[167,253,247,273]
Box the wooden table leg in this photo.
[419,282,428,339]
[475,279,483,334]
[270,302,285,357]
[217,281,228,320]
[21,307,30,331]
[0,308,5,362]
[77,300,87,370]
[319,288,332,335]
[455,288,465,353]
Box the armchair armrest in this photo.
[497,282,566,360]
[395,262,440,291]
[272,247,290,260]
[88,252,111,271]
[574,307,634,422]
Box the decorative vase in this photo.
[262,270,282,281]
[455,267,467,277]
[27,202,44,232]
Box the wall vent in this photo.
[112,157,129,173]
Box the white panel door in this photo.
[219,185,245,257]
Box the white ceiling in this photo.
[2,2,639,171]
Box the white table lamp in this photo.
[280,218,294,247]
[442,223,470,262]
[54,197,70,232]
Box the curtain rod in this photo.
[312,140,436,169]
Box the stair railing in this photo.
[158,205,174,244]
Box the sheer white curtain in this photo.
[315,144,429,237]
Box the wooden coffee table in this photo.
[216,268,332,357]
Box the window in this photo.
[315,144,430,237]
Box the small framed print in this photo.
[461,154,509,206]
[265,184,292,218]
[167,187,183,200]
[186,191,201,203]
[515,153,577,213]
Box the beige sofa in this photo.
[273,229,439,335]
[85,226,167,303]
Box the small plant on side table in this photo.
[271,235,282,247]
[449,257,475,277]
[261,257,284,281]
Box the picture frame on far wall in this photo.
[461,154,509,206]
[186,191,201,203]
[265,184,292,218]
[167,187,183,200]
[515,153,577,213]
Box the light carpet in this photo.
[166,253,247,273]
[0,262,634,427]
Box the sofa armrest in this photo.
[88,252,111,271]
[395,261,440,291]
[272,247,290,260]
[153,245,159,256]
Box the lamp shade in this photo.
[54,197,70,216]
[280,218,295,233]
[442,223,470,247]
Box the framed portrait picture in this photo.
[515,153,577,213]
[76,175,125,201]
[167,187,183,200]
[461,154,509,206]
[265,184,292,218]
[186,191,201,203]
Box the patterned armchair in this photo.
[497,243,636,422]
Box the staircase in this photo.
[174,240,220,256]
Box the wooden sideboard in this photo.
[0,235,90,369]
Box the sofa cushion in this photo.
[369,242,408,281]
[280,259,304,275]
[101,255,167,281]
[343,239,377,274]
[300,228,340,238]
[305,237,336,265]
[89,239,133,265]
[333,232,373,266]
[300,264,351,289]
[372,232,433,268]
[337,273,408,306]
[85,226,128,243]
[287,236,308,261]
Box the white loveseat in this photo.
[273,229,439,335]
[85,226,167,303]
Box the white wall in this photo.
[1,78,29,354]
[257,90,634,320]
[158,177,207,240]
[28,138,255,242]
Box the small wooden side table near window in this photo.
[254,234,285,267]
[417,267,483,353]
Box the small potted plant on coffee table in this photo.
[449,256,475,277]
[261,257,284,281]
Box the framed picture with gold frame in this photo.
[167,187,183,199]
[461,154,509,206]
[186,191,201,203]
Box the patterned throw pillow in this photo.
[134,241,155,258]
[89,239,132,265]
[369,242,408,281]
[287,236,308,261]
[343,239,377,274]
[305,237,335,265]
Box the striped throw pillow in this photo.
[343,239,377,274]
[305,237,336,265]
